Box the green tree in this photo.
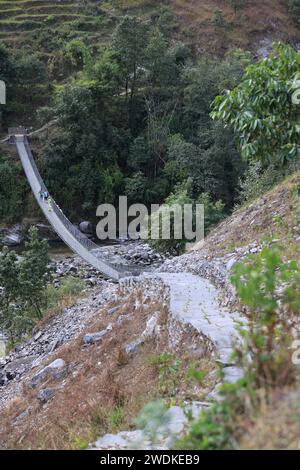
[211,43,300,164]
[288,0,300,21]
[18,226,51,320]
[0,227,51,344]
[0,155,28,222]
[146,179,225,254]
[112,16,149,102]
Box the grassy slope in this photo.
[0,286,216,450]
[194,171,300,265]
[192,172,300,449]
[1,171,299,449]
[0,0,298,56]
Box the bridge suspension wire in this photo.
[6,127,136,281]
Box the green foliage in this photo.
[288,0,300,21]
[45,276,85,310]
[0,155,28,222]
[18,227,51,320]
[107,406,125,431]
[150,352,182,396]
[178,245,300,450]
[42,84,125,217]
[0,227,51,344]
[211,43,300,164]
[65,39,92,70]
[231,243,300,388]
[0,41,47,128]
[177,398,239,450]
[237,159,300,204]
[146,180,225,254]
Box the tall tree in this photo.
[211,43,300,164]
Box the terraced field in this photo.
[0,0,118,53]
[0,0,298,57]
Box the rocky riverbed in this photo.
[51,240,168,287]
[0,240,168,386]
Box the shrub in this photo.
[45,276,85,310]
[231,243,300,388]
[0,227,51,345]
[146,180,225,254]
[177,245,300,449]
[238,159,300,204]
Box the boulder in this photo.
[29,358,66,387]
[35,224,60,243]
[79,221,94,235]
[83,330,108,345]
[0,224,24,247]
[37,388,56,403]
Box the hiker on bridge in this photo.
[39,190,49,202]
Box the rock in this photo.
[13,409,30,423]
[107,306,120,315]
[223,366,244,384]
[5,356,39,375]
[67,265,78,275]
[141,313,159,339]
[35,224,59,243]
[124,339,143,355]
[1,224,24,247]
[83,330,108,345]
[93,430,146,450]
[37,388,56,403]
[29,358,66,387]
[86,277,97,287]
[226,257,237,271]
[91,405,199,450]
[79,221,94,235]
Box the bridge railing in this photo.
[23,138,102,253]
[11,132,136,277]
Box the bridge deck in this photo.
[11,132,131,281]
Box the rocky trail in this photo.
[90,272,244,450]
[0,238,246,449]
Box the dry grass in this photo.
[193,172,300,263]
[38,294,82,329]
[0,0,297,57]
[169,0,298,53]
[0,289,217,450]
[237,385,300,449]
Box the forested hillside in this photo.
[0,0,298,55]
[0,0,299,236]
[1,0,300,453]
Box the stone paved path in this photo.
[92,272,245,450]
[156,272,243,368]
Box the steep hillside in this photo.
[169,0,300,54]
[1,172,299,450]
[0,0,298,59]
[161,171,300,304]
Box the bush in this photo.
[231,243,300,388]
[177,244,300,449]
[45,276,85,310]
[238,159,300,204]
[146,180,225,254]
[0,227,51,345]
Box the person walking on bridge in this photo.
[47,195,53,212]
